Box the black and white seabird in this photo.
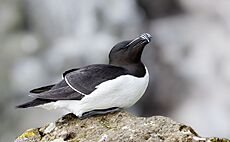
[17,33,152,118]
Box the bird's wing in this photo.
[29,65,128,100]
[63,64,130,95]
[30,84,55,93]
[62,68,79,78]
[29,80,84,100]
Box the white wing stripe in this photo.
[64,76,86,96]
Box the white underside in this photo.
[38,67,149,117]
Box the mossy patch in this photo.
[16,128,41,142]
[210,137,230,142]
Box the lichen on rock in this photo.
[15,128,41,142]
[15,111,230,142]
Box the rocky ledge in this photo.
[15,111,229,142]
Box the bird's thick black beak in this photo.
[126,33,152,48]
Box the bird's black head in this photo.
[109,33,152,65]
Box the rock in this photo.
[15,111,229,142]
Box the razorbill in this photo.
[17,33,152,118]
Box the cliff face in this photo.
[15,111,229,142]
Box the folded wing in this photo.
[63,64,129,95]
[29,64,129,101]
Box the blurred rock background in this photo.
[0,0,230,141]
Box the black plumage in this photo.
[17,99,54,108]
[64,64,130,95]
[16,33,151,109]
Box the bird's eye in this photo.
[113,41,129,52]
[118,46,127,51]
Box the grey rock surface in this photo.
[15,111,229,142]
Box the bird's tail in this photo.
[16,98,54,108]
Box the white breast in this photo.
[75,66,149,114]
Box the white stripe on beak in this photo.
[126,33,152,47]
